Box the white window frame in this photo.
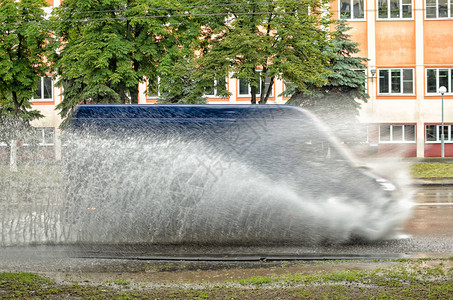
[147,77,162,99]
[283,80,294,92]
[37,127,55,146]
[379,124,416,143]
[378,68,414,95]
[238,76,274,98]
[33,76,53,102]
[339,0,366,20]
[426,68,453,95]
[42,6,52,20]
[353,69,367,94]
[426,124,453,142]
[204,78,227,98]
[378,0,413,19]
[425,0,452,19]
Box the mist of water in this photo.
[0,115,414,247]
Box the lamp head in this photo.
[439,86,447,94]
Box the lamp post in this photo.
[439,86,447,157]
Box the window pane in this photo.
[35,80,42,99]
[378,0,389,18]
[451,0,453,18]
[403,81,413,94]
[147,78,159,97]
[239,80,249,95]
[427,69,437,93]
[402,0,412,18]
[254,78,261,96]
[262,77,273,97]
[392,125,403,141]
[340,0,351,18]
[451,69,453,93]
[217,77,226,89]
[390,0,400,17]
[426,0,437,18]
[404,125,415,141]
[426,125,437,141]
[403,69,413,94]
[439,0,448,17]
[148,90,158,97]
[379,70,389,93]
[391,69,401,93]
[440,125,449,141]
[439,69,449,92]
[353,0,364,18]
[43,77,52,99]
[205,86,215,96]
[43,128,55,145]
[380,125,391,141]
[284,80,294,91]
[205,79,215,96]
[215,77,227,95]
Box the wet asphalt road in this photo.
[406,185,453,239]
[0,185,452,272]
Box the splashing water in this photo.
[0,105,414,246]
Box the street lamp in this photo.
[439,86,447,157]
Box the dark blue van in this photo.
[63,104,409,245]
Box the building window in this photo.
[426,68,453,94]
[426,124,452,142]
[204,78,227,97]
[378,0,412,18]
[147,77,166,98]
[34,76,52,101]
[378,68,414,95]
[37,128,55,146]
[340,0,365,19]
[380,124,416,142]
[42,6,52,20]
[353,69,368,94]
[238,77,273,97]
[426,0,452,18]
[282,80,295,96]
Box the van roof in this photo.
[71,104,310,120]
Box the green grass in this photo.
[2,161,453,180]
[1,260,452,299]
[411,162,453,178]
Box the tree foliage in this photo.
[188,0,333,104]
[287,19,368,110]
[287,19,368,141]
[51,0,202,119]
[0,0,52,122]
[0,0,54,158]
[51,0,336,111]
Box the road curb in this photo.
[413,178,453,186]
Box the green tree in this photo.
[51,0,201,120]
[287,19,368,142]
[0,0,54,170]
[185,0,333,104]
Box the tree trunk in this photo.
[250,85,257,104]
[10,140,18,172]
[130,84,139,104]
[259,77,274,104]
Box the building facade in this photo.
[23,0,453,159]
[336,0,453,157]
